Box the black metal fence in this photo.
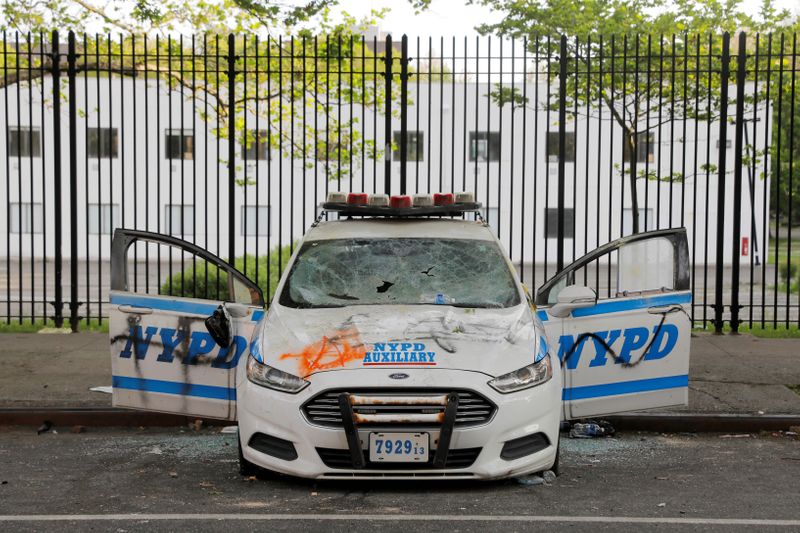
[1,30,798,332]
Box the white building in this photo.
[0,73,772,269]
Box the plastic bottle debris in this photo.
[542,470,557,483]
[515,474,545,486]
[570,422,612,439]
[36,421,53,435]
[89,386,113,394]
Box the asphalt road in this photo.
[0,428,799,531]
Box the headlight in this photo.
[246,356,309,393]
[488,354,553,393]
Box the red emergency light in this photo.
[347,192,369,205]
[390,195,413,209]
[434,193,454,206]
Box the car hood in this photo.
[250,304,540,379]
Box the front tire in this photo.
[238,430,259,477]
[550,436,560,477]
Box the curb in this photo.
[1,408,799,433]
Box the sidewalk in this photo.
[0,332,799,414]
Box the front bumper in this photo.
[237,368,561,480]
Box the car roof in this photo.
[305,218,496,241]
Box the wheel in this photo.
[238,430,259,477]
[549,436,560,477]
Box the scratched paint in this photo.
[279,328,367,378]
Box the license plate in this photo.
[369,432,429,463]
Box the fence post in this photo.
[729,32,747,334]
[399,35,409,195]
[227,34,236,265]
[384,35,393,195]
[67,31,79,332]
[50,30,64,328]
[556,35,567,271]
[713,32,731,334]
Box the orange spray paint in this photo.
[280,328,366,377]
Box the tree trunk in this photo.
[627,130,640,234]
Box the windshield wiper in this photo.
[327,292,360,301]
[449,302,504,309]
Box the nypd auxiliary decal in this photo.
[363,342,436,366]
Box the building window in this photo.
[9,203,43,233]
[87,204,120,235]
[165,130,194,160]
[393,131,424,162]
[241,205,270,236]
[8,127,41,158]
[165,204,195,235]
[622,208,655,236]
[469,131,501,162]
[546,131,576,163]
[545,207,575,239]
[243,129,269,161]
[87,127,119,159]
[622,132,655,163]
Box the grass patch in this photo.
[693,323,800,338]
[768,237,800,266]
[0,319,109,333]
[788,385,800,396]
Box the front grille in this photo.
[302,389,496,428]
[317,447,482,470]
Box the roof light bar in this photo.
[322,191,481,217]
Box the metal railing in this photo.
[0,30,798,332]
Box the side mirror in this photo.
[547,285,597,318]
[205,305,233,348]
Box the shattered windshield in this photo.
[279,238,521,309]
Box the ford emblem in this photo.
[389,373,409,380]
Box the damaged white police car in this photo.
[108,192,691,480]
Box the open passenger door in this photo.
[108,229,264,421]
[536,229,691,420]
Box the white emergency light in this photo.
[412,194,434,207]
[368,194,390,207]
[326,192,347,203]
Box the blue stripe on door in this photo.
[563,374,689,401]
[571,292,691,318]
[536,292,691,321]
[112,375,236,401]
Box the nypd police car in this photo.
[108,192,691,480]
